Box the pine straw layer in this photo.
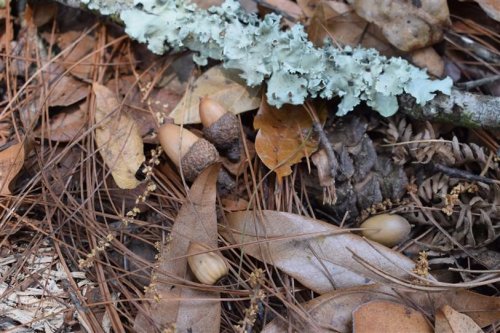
[0,3,499,333]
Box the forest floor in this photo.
[0,0,499,332]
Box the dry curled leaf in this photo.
[347,0,450,51]
[222,210,421,293]
[170,65,261,124]
[93,83,145,189]
[134,164,221,333]
[0,142,25,195]
[353,300,433,333]
[254,100,324,182]
[435,305,483,333]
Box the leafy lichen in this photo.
[82,0,452,117]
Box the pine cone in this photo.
[304,115,408,221]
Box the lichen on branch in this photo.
[81,0,452,117]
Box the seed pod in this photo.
[158,124,219,181]
[200,97,240,162]
[187,242,229,285]
[360,214,411,247]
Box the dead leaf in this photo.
[107,75,183,143]
[221,197,250,212]
[435,305,483,333]
[44,64,89,107]
[170,65,261,125]
[0,142,25,195]
[410,47,445,77]
[134,164,221,333]
[297,0,321,18]
[263,285,500,333]
[35,103,87,142]
[57,31,96,80]
[191,0,224,9]
[472,0,500,21]
[306,2,398,56]
[353,300,433,333]
[93,83,145,189]
[262,284,401,333]
[221,138,255,177]
[408,289,500,328]
[347,0,450,51]
[32,2,57,27]
[222,210,420,293]
[254,100,324,182]
[258,0,304,20]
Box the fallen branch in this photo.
[398,89,500,129]
[56,0,499,128]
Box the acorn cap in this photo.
[180,138,219,181]
[158,124,219,181]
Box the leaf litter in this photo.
[0,0,499,332]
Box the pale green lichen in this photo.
[83,0,453,117]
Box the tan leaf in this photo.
[93,83,144,189]
[134,164,221,333]
[353,300,433,333]
[254,100,324,182]
[0,142,25,195]
[222,210,420,294]
[170,65,261,124]
[435,305,483,333]
[347,0,450,51]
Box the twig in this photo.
[431,162,500,185]
[304,102,337,178]
[456,74,500,90]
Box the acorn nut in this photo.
[360,214,411,247]
[187,242,229,285]
[158,124,219,181]
[199,97,241,162]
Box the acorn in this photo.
[360,214,411,247]
[187,242,229,285]
[199,97,240,162]
[158,124,219,181]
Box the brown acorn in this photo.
[187,242,229,285]
[199,97,240,162]
[158,124,219,181]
